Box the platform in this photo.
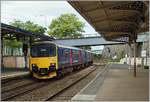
[1,67,29,80]
[72,64,149,101]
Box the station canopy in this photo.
[1,23,54,41]
[69,1,149,42]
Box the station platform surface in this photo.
[1,67,29,80]
[72,64,149,101]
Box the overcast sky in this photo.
[1,1,98,35]
[1,1,104,51]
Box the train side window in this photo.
[59,49,61,56]
[64,49,69,56]
[61,49,63,56]
[60,49,62,56]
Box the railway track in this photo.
[45,66,98,101]
[1,75,30,86]
[49,65,107,101]
[2,77,36,93]
[1,74,55,101]
[2,80,48,101]
[2,65,107,101]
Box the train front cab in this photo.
[29,43,58,79]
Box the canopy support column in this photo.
[1,37,4,68]
[133,39,137,77]
[128,42,132,70]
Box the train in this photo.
[29,41,93,79]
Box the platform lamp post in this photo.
[23,36,29,69]
[107,47,111,58]
[128,37,132,70]
[128,43,131,70]
[145,33,149,69]
[39,15,47,27]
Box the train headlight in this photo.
[32,64,38,73]
[49,63,56,72]
[32,64,37,67]
[50,63,56,66]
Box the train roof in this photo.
[32,41,80,50]
[32,41,93,53]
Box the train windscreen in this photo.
[31,43,56,57]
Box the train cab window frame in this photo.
[31,43,56,57]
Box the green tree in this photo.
[10,19,46,34]
[3,39,22,48]
[48,13,85,38]
[3,20,46,48]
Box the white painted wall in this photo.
[120,57,150,66]
[3,56,29,68]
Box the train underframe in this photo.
[31,61,93,79]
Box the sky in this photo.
[1,1,104,51]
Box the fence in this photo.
[3,46,24,56]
